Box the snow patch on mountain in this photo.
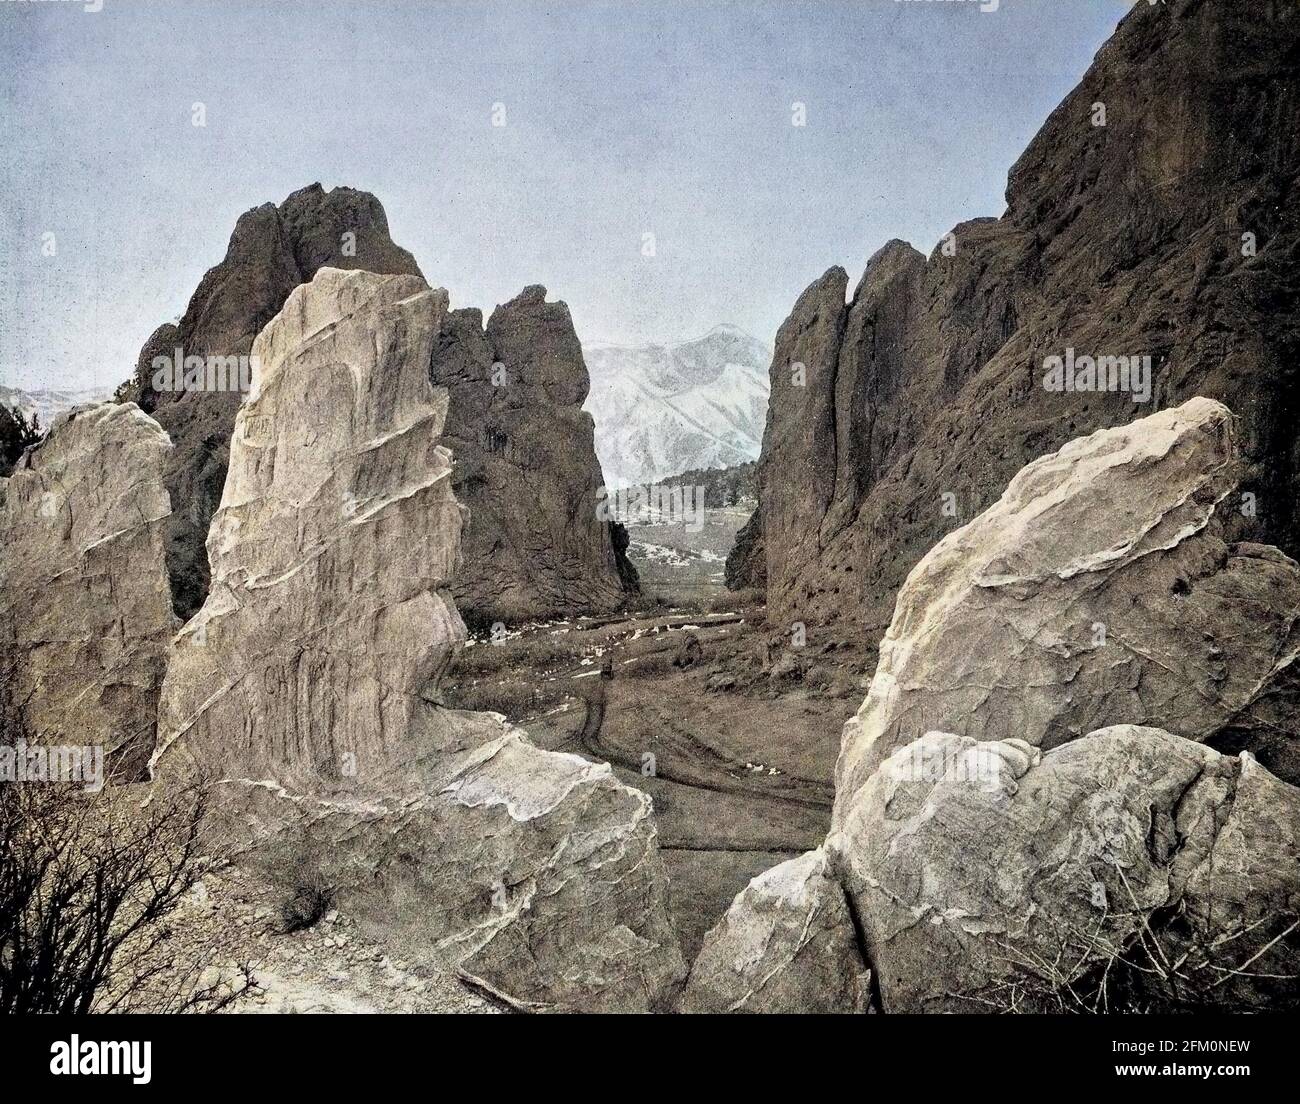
[583,324,771,489]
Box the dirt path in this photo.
[444,605,870,962]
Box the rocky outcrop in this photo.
[0,404,176,777]
[128,185,634,626]
[153,269,684,1011]
[692,399,1300,1013]
[128,184,423,619]
[681,848,869,1014]
[428,288,634,623]
[835,726,1300,1013]
[837,399,1300,798]
[740,0,1300,626]
[724,502,765,590]
[152,269,458,786]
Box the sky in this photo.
[0,0,1133,392]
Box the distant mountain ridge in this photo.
[583,325,771,488]
[0,383,112,429]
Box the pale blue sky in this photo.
[0,0,1132,391]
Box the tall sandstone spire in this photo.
[128,184,634,623]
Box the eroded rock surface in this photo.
[128,184,424,619]
[703,399,1300,1013]
[154,268,684,1011]
[836,398,1300,801]
[737,0,1300,630]
[225,707,682,1013]
[154,269,460,786]
[833,727,1300,1013]
[681,848,869,1014]
[0,404,176,777]
[429,287,634,623]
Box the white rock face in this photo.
[0,403,175,777]
[154,268,464,787]
[153,268,685,1011]
[681,848,870,1014]
[834,727,1300,1013]
[835,397,1300,809]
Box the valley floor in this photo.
[445,600,875,962]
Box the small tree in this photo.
[0,405,42,475]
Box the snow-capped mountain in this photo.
[583,324,771,489]
[0,383,113,429]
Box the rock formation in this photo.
[735,0,1300,636]
[688,399,1300,1013]
[153,269,684,1011]
[127,184,635,625]
[838,726,1300,1013]
[680,848,869,1014]
[128,184,424,619]
[0,403,176,778]
[837,399,1300,796]
[429,288,635,623]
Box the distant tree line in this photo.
[630,460,758,508]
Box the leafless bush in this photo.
[0,693,257,1014]
[0,772,260,1013]
[954,870,1300,1014]
[279,875,334,934]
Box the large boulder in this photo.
[152,268,684,1011]
[429,287,634,623]
[0,403,176,777]
[836,398,1300,803]
[681,848,869,1014]
[833,727,1300,1013]
[739,0,1300,625]
[222,708,683,1013]
[129,184,424,620]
